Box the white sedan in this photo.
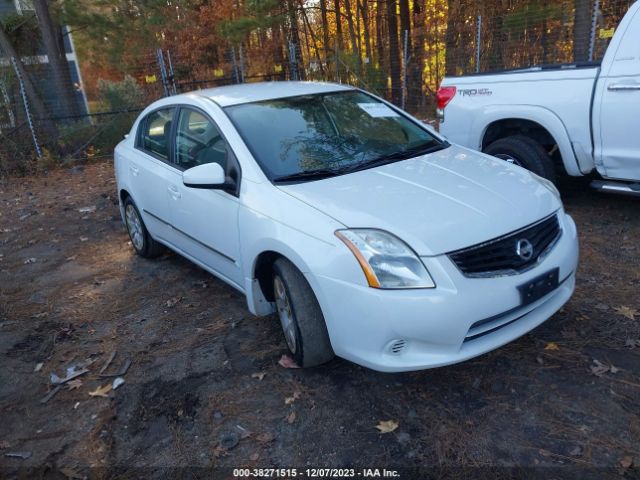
[114,81,579,372]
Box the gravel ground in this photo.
[0,161,638,479]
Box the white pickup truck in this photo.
[437,1,640,195]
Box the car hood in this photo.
[277,145,561,256]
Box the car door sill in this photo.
[153,236,246,295]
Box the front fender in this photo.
[470,105,584,176]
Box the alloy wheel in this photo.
[125,204,144,251]
[274,275,297,354]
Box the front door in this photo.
[167,107,243,288]
[596,6,640,181]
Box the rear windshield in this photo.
[224,91,440,179]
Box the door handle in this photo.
[168,186,181,199]
[608,83,640,91]
[130,165,139,176]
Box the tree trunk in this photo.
[408,0,424,113]
[334,0,343,51]
[358,0,372,63]
[386,0,401,105]
[444,0,458,75]
[273,23,286,80]
[573,0,592,62]
[286,0,305,80]
[398,0,410,109]
[319,0,331,65]
[343,0,359,61]
[375,1,385,68]
[32,0,80,119]
[0,21,57,137]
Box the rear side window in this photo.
[139,108,175,160]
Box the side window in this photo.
[175,108,229,171]
[139,108,175,160]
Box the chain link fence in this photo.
[0,0,633,175]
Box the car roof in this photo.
[189,81,355,107]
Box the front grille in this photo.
[448,214,561,277]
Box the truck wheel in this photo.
[123,197,164,258]
[272,258,334,368]
[484,135,556,183]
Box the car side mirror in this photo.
[183,163,228,189]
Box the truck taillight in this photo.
[436,86,456,121]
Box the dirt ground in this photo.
[0,161,639,479]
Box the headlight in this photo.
[529,171,561,201]
[335,229,435,289]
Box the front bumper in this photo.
[308,212,579,372]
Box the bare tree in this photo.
[387,0,401,104]
[32,0,80,118]
[573,0,592,62]
[0,20,57,137]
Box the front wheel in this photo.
[272,258,334,368]
[484,135,556,183]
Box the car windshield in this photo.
[224,91,446,182]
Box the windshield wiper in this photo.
[343,141,450,174]
[272,168,341,184]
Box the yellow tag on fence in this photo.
[599,28,615,39]
[274,64,283,73]
[213,68,224,77]
[145,74,157,84]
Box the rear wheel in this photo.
[484,135,556,183]
[123,197,164,258]
[272,258,334,368]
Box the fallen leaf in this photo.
[59,467,84,479]
[165,296,183,308]
[544,342,560,351]
[568,446,583,457]
[34,362,43,372]
[625,339,640,349]
[213,445,229,458]
[285,391,301,405]
[278,354,300,369]
[88,383,112,398]
[619,456,633,469]
[66,379,83,390]
[79,236,89,242]
[286,411,296,424]
[590,359,610,377]
[251,372,266,381]
[615,306,637,321]
[249,452,260,461]
[256,432,274,444]
[375,420,399,434]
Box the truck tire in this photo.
[484,135,556,183]
[123,197,164,258]
[272,258,334,368]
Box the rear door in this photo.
[595,5,640,181]
[128,107,178,244]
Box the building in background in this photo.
[0,0,88,131]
